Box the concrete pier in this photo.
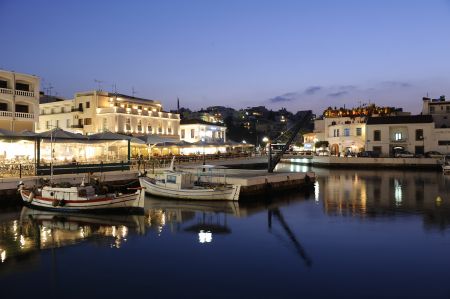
[282,156,442,170]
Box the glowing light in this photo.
[314,181,320,202]
[394,179,402,206]
[198,230,212,243]
[1,250,5,263]
[262,137,269,143]
[19,235,26,248]
[121,226,128,238]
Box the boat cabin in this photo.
[157,171,196,190]
[41,185,97,200]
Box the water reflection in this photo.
[2,167,450,276]
[0,207,146,266]
[304,167,450,230]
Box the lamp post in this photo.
[201,137,206,166]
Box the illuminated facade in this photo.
[180,119,226,143]
[365,115,434,156]
[37,91,180,138]
[0,70,40,132]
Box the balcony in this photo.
[0,88,13,95]
[15,90,34,97]
[96,107,180,119]
[71,107,83,112]
[15,112,34,119]
[0,111,13,117]
[71,124,84,128]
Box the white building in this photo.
[365,115,434,156]
[0,69,40,132]
[325,116,366,155]
[38,91,180,138]
[180,119,226,143]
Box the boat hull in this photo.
[139,177,240,201]
[20,189,145,213]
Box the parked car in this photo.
[424,151,443,158]
[394,150,415,158]
[357,151,380,158]
[316,149,330,156]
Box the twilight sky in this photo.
[1,0,450,114]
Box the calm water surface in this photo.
[1,164,450,298]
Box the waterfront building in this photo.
[365,115,434,156]
[0,70,40,132]
[421,95,450,128]
[37,91,180,138]
[180,119,226,143]
[310,104,408,155]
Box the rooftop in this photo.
[180,119,226,127]
[366,115,433,125]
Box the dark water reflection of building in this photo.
[315,168,450,230]
[0,191,311,268]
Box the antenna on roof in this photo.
[94,79,103,91]
[132,86,137,98]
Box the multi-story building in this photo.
[365,115,434,156]
[310,104,408,155]
[421,95,450,128]
[0,69,40,132]
[38,91,180,138]
[180,119,226,143]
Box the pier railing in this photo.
[0,153,256,178]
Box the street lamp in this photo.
[201,137,206,166]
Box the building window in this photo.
[15,82,29,91]
[102,118,107,131]
[336,129,340,137]
[394,132,403,141]
[438,140,450,145]
[430,106,435,113]
[16,104,29,113]
[66,119,71,128]
[137,120,142,132]
[86,102,90,109]
[344,128,350,136]
[356,128,362,136]
[125,118,131,131]
[147,125,152,133]
[0,103,7,111]
[158,127,162,134]
[84,118,92,125]
[168,127,172,134]
[0,80,7,89]
[446,106,450,112]
[46,121,50,129]
[374,130,381,141]
[191,129,195,138]
[55,120,59,128]
[181,129,185,139]
[415,129,423,141]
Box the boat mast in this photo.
[50,128,54,183]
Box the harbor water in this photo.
[1,164,450,298]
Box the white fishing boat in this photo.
[17,127,145,213]
[139,159,240,201]
[442,155,450,174]
[18,180,145,213]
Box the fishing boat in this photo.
[139,159,241,201]
[17,127,145,213]
[442,155,450,174]
[18,179,145,213]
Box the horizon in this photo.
[1,0,450,115]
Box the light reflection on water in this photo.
[0,165,450,298]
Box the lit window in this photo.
[395,132,402,141]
